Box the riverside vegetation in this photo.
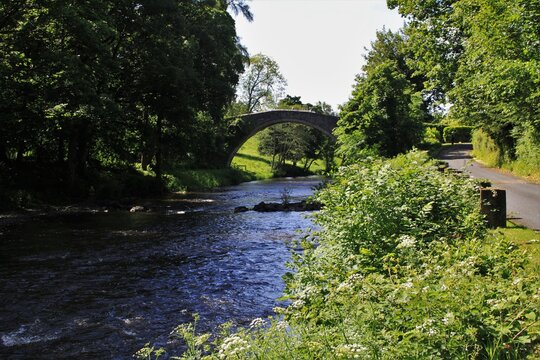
[137,151,540,359]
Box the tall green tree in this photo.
[389,0,540,165]
[236,53,287,113]
[450,0,540,161]
[338,30,426,160]
[387,0,464,101]
[0,0,245,192]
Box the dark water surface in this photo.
[0,177,321,359]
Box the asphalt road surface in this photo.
[439,144,540,230]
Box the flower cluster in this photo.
[396,234,416,249]
[334,343,368,358]
[218,335,250,359]
[249,318,266,330]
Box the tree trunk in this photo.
[140,109,152,171]
[57,131,65,164]
[0,142,7,162]
[155,115,162,180]
[66,119,90,193]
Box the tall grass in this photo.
[472,129,540,182]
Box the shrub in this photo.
[443,125,474,143]
[472,128,503,167]
[514,126,540,178]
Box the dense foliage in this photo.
[232,53,287,114]
[0,0,246,197]
[144,152,540,359]
[337,30,427,160]
[443,125,474,143]
[389,0,540,173]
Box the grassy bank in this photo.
[498,221,540,269]
[0,132,331,211]
[139,151,540,359]
[0,162,255,211]
[231,133,328,179]
[472,129,540,183]
[162,167,255,192]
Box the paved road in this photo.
[439,144,540,230]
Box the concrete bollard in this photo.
[480,188,506,228]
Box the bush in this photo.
[514,126,540,178]
[443,125,474,143]
[418,126,443,156]
[472,129,503,167]
[473,128,540,180]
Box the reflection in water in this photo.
[0,177,321,359]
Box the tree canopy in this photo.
[0,0,246,191]
[337,29,426,160]
[388,0,540,168]
[235,53,287,114]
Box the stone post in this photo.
[480,188,506,228]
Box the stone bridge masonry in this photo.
[224,110,339,166]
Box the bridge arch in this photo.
[226,110,338,166]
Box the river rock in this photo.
[129,205,148,213]
[252,200,322,212]
[234,206,249,213]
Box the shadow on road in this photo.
[438,144,473,160]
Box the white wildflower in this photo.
[397,234,416,249]
[402,281,414,289]
[273,306,286,314]
[416,318,437,337]
[218,335,250,359]
[276,320,288,331]
[290,299,305,309]
[442,312,454,325]
[249,318,265,330]
[336,281,351,292]
[348,273,364,283]
[334,343,368,358]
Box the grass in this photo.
[163,168,255,192]
[496,221,540,359]
[231,133,330,179]
[231,134,274,179]
[496,221,540,269]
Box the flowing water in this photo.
[0,177,322,359]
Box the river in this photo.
[0,177,322,359]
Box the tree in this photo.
[449,0,540,162]
[338,30,426,160]
[236,54,287,113]
[387,0,464,101]
[224,0,254,22]
[0,0,245,194]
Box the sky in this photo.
[234,0,405,111]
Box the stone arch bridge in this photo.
[224,110,339,166]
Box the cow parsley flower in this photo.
[218,335,249,359]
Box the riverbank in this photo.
[0,166,246,212]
